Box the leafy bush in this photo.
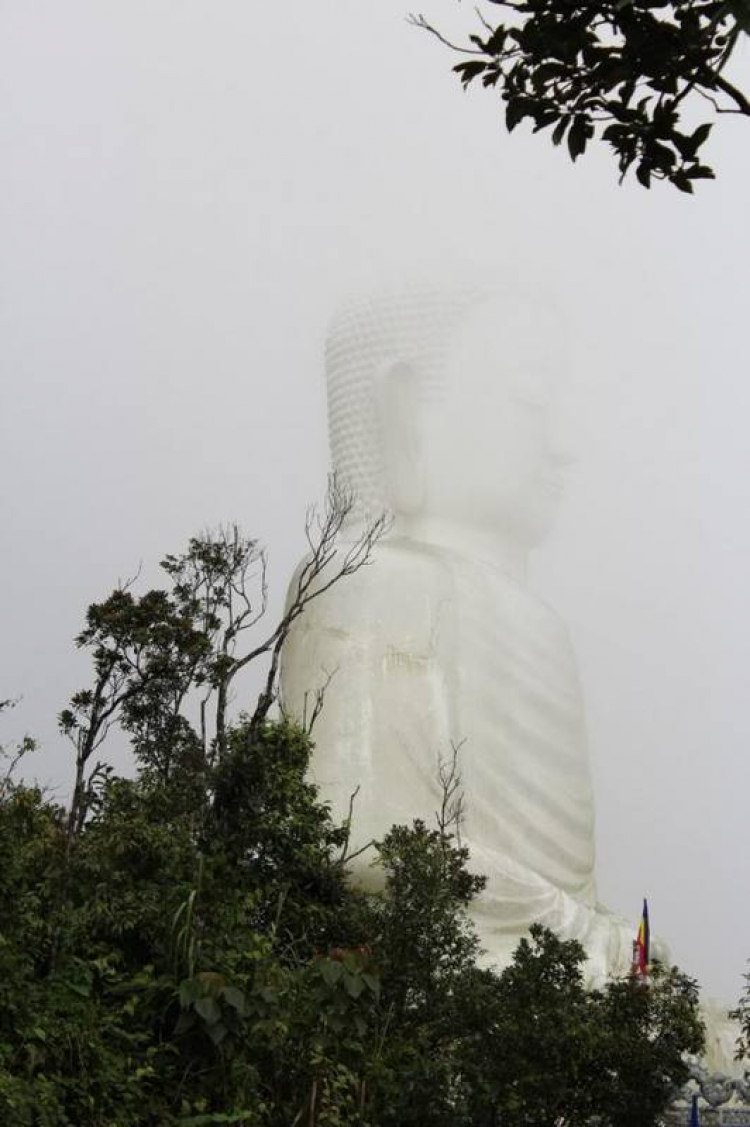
[0,531,704,1125]
[0,716,704,1126]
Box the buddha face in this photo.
[416,296,570,548]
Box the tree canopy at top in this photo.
[414,0,750,190]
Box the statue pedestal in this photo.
[665,1107,750,1126]
[665,1057,750,1126]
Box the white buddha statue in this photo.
[280,279,647,983]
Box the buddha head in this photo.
[325,279,571,550]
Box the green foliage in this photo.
[0,719,705,1126]
[731,963,750,1060]
[415,0,750,190]
[0,696,37,801]
[593,962,704,1126]
[0,533,706,1124]
[453,927,703,1127]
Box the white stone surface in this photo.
[280,280,745,1075]
[281,279,645,983]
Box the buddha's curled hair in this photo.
[325,279,497,520]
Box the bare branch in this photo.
[712,72,750,116]
[115,561,143,593]
[342,839,376,865]
[336,785,375,867]
[305,666,339,736]
[239,479,389,735]
[407,12,484,54]
[435,740,466,847]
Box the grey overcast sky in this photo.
[1,1,749,1001]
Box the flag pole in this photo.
[631,898,651,985]
[688,1092,700,1126]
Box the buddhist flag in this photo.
[633,898,650,977]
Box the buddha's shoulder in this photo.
[515,586,578,657]
[464,566,577,656]
[287,538,453,646]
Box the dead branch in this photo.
[115,561,143,593]
[436,740,466,846]
[303,666,339,736]
[246,477,390,736]
[337,784,361,864]
[335,783,377,867]
[407,12,484,53]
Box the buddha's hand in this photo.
[567,904,630,986]
[590,906,670,978]
[584,904,640,981]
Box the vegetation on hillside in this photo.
[0,503,706,1126]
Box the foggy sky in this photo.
[1,1,749,1002]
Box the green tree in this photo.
[0,519,705,1126]
[58,478,387,841]
[731,964,750,1060]
[0,696,37,800]
[594,962,705,1126]
[414,0,750,190]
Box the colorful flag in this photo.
[688,1093,700,1126]
[633,898,650,977]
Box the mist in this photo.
[1,0,749,1003]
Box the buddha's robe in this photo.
[281,538,635,981]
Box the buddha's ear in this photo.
[378,360,425,516]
